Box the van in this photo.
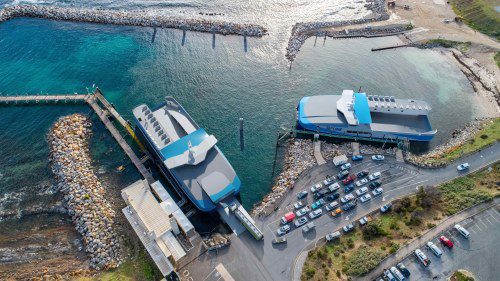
[414,249,431,267]
[454,224,470,238]
[389,266,406,281]
[280,212,296,225]
[426,241,443,257]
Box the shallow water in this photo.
[0,17,477,211]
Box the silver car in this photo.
[309,209,323,219]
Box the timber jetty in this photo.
[0,5,267,37]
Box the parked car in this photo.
[325,231,341,242]
[302,222,315,233]
[313,188,330,200]
[414,249,431,267]
[343,184,355,193]
[342,200,357,211]
[396,263,411,277]
[326,193,340,202]
[454,224,470,238]
[389,266,406,281]
[368,171,381,181]
[310,183,323,193]
[337,170,349,180]
[276,225,290,236]
[295,206,310,217]
[340,163,352,171]
[327,182,341,193]
[372,155,385,161]
[293,201,303,209]
[342,174,357,185]
[281,212,296,225]
[355,178,369,187]
[340,193,355,203]
[384,269,397,281]
[325,201,339,211]
[368,181,381,189]
[355,186,369,196]
[356,170,369,178]
[427,241,443,257]
[272,237,287,244]
[439,235,454,248]
[380,202,392,213]
[359,194,372,203]
[331,208,343,217]
[311,198,326,210]
[309,209,323,219]
[372,187,383,197]
[352,155,364,161]
[359,216,369,226]
[343,223,355,233]
[323,177,334,186]
[297,190,308,200]
[457,163,470,171]
[294,216,308,227]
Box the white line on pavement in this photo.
[474,222,482,231]
[477,218,488,229]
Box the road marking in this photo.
[472,225,481,233]
[469,227,476,234]
[474,222,482,231]
[477,218,488,229]
[487,210,500,222]
[484,216,493,225]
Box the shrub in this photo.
[480,134,488,139]
[389,242,400,254]
[362,221,386,240]
[342,246,385,276]
[427,222,436,229]
[305,268,315,279]
[346,238,355,248]
[336,270,341,278]
[394,197,412,214]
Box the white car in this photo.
[276,225,290,236]
[295,206,310,217]
[368,171,381,181]
[426,241,443,257]
[327,182,340,193]
[325,231,341,242]
[340,163,352,171]
[293,201,304,209]
[457,163,470,171]
[359,194,372,203]
[309,209,323,219]
[355,178,369,187]
[414,249,431,267]
[310,183,323,193]
[340,193,355,203]
[359,216,369,226]
[372,187,383,197]
[325,201,339,211]
[372,155,385,161]
[356,187,368,196]
[323,177,334,186]
[454,224,470,238]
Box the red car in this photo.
[342,175,357,185]
[439,236,454,248]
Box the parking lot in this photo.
[383,205,500,280]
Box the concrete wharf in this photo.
[0,93,89,104]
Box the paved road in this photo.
[375,204,500,281]
[179,142,500,281]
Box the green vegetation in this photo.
[424,39,472,52]
[451,270,476,281]
[301,163,499,280]
[495,52,500,69]
[342,246,385,276]
[450,0,500,40]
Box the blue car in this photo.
[311,199,325,210]
[352,155,364,161]
[343,184,355,193]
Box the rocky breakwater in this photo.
[0,5,267,37]
[48,114,121,270]
[286,0,391,62]
[252,139,315,217]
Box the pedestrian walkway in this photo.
[395,148,404,162]
[313,139,326,165]
[359,197,500,281]
[352,142,360,156]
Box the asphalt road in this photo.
[388,205,500,281]
[179,142,500,281]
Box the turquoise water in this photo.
[0,18,476,211]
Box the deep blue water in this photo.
[0,17,477,213]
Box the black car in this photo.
[342,199,357,211]
[313,188,330,200]
[343,184,355,193]
[368,181,381,190]
[337,170,349,180]
[396,263,411,277]
[356,170,369,178]
[326,193,340,202]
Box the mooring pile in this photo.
[0,5,267,37]
[48,114,121,270]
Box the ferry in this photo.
[132,97,241,212]
[297,90,436,142]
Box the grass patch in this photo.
[424,39,472,52]
[450,0,500,40]
[342,246,385,276]
[451,270,475,281]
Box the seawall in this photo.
[0,5,267,37]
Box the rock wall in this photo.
[0,5,267,37]
[48,114,121,270]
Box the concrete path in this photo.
[359,197,500,281]
[352,142,360,156]
[313,139,326,165]
[395,148,404,162]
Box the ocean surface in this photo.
[0,9,479,216]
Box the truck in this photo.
[280,212,296,225]
[332,155,348,166]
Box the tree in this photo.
[362,221,385,240]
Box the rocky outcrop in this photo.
[0,5,267,37]
[251,139,315,216]
[48,114,121,270]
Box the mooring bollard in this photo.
[182,29,186,46]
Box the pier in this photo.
[0,94,89,104]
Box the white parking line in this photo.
[469,227,476,234]
[474,222,482,231]
[487,210,500,222]
[477,218,488,229]
[472,224,481,233]
[484,216,493,225]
